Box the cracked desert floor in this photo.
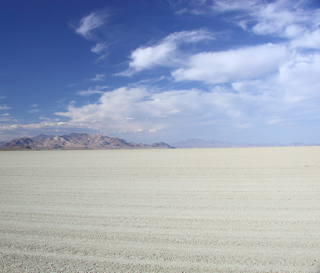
[1,147,320,272]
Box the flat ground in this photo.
[0,147,320,272]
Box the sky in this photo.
[1,0,320,144]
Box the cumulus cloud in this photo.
[52,73,320,142]
[55,86,232,135]
[121,29,215,75]
[128,43,176,72]
[172,43,288,84]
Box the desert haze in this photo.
[1,147,320,272]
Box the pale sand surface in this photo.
[0,147,320,272]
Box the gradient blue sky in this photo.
[1,0,320,143]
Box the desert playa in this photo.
[1,147,320,272]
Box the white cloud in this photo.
[28,104,40,114]
[231,0,320,39]
[172,43,288,84]
[211,0,256,13]
[74,11,108,40]
[0,104,11,110]
[76,85,108,96]
[91,42,109,59]
[91,74,106,81]
[210,0,320,39]
[129,42,176,72]
[72,10,111,60]
[278,53,320,104]
[122,29,215,75]
[172,1,320,53]
[251,2,304,37]
[228,52,320,120]
[165,29,214,43]
[291,29,320,49]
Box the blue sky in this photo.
[1,0,320,144]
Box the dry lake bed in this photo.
[1,147,320,272]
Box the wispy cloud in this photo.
[90,74,106,81]
[72,10,111,60]
[76,85,108,96]
[0,112,11,123]
[27,104,40,114]
[174,0,319,43]
[91,42,109,60]
[74,10,108,40]
[210,0,319,39]
[0,104,11,110]
[0,121,97,141]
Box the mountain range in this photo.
[1,133,319,150]
[0,133,173,150]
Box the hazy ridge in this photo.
[171,138,320,148]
